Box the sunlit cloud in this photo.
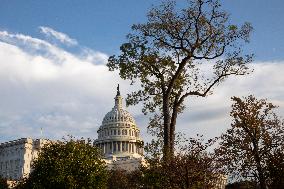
[39,26,78,46]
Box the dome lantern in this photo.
[114,84,123,109]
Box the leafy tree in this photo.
[141,136,223,189]
[267,151,284,188]
[107,0,253,158]
[216,95,284,189]
[0,176,8,189]
[107,169,142,189]
[17,138,108,189]
[106,136,225,189]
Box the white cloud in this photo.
[39,26,78,46]
[0,29,283,145]
[178,62,284,139]
[0,29,128,142]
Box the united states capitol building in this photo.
[0,86,145,180]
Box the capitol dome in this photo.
[102,105,136,125]
[94,85,143,160]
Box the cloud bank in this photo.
[0,27,283,144]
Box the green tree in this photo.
[216,95,284,189]
[17,138,108,189]
[107,0,253,158]
[0,176,8,189]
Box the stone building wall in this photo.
[0,138,49,180]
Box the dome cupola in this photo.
[102,85,136,125]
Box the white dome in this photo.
[102,106,136,125]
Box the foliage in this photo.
[225,180,258,189]
[216,95,284,189]
[267,151,284,188]
[0,176,8,189]
[107,0,253,157]
[141,136,223,189]
[104,136,224,189]
[107,169,142,189]
[16,138,108,189]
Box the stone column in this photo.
[107,142,110,154]
[111,142,114,154]
[102,143,105,154]
[113,141,115,152]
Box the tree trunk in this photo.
[252,140,267,189]
[256,156,266,189]
[169,105,178,156]
[163,97,171,161]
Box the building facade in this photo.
[0,138,49,180]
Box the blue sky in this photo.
[1,0,284,60]
[0,1,284,143]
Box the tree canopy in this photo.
[17,138,108,189]
[0,176,8,189]
[216,95,284,189]
[107,0,253,158]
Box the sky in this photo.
[0,0,284,143]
